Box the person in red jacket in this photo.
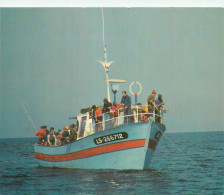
[111,103,122,118]
[94,106,103,132]
[35,126,47,144]
[95,107,103,123]
[57,129,63,139]
[111,103,122,126]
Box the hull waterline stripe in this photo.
[35,139,145,162]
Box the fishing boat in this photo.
[34,9,166,170]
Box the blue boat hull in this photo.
[34,122,166,170]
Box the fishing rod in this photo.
[153,122,206,172]
[19,100,37,131]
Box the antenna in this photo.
[101,8,105,46]
[97,8,114,102]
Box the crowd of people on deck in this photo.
[89,89,165,131]
[35,89,166,145]
[35,124,77,146]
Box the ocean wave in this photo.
[1,174,29,178]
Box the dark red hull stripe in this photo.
[35,139,145,162]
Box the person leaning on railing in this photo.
[155,94,165,123]
[147,89,156,117]
[68,124,77,142]
[111,103,122,126]
[111,103,121,118]
[102,98,112,129]
[102,98,112,118]
[92,105,103,132]
[35,126,47,145]
[47,127,57,146]
[61,126,70,145]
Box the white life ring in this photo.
[129,81,142,96]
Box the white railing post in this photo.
[136,106,139,123]
[118,108,120,126]
[102,113,105,130]
[153,106,155,122]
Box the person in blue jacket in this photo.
[121,91,132,124]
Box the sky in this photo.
[1,8,223,138]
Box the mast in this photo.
[98,8,114,102]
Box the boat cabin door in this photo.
[77,113,94,139]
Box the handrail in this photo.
[81,111,165,136]
[78,104,166,138]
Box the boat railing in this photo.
[78,105,166,138]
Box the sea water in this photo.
[0,131,223,194]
